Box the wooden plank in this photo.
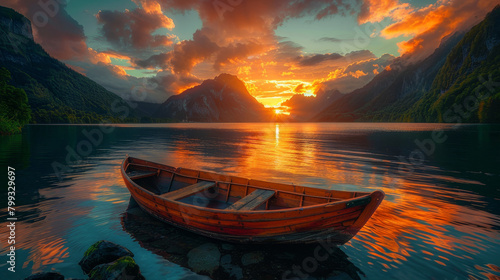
[161,181,215,201]
[128,171,158,180]
[227,189,275,211]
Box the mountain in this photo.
[404,5,500,123]
[313,5,500,123]
[153,74,272,122]
[0,6,134,123]
[312,32,465,122]
[281,88,343,121]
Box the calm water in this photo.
[0,123,499,279]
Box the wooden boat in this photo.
[120,156,384,244]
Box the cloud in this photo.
[318,37,342,43]
[358,0,413,24]
[364,0,499,60]
[153,70,202,96]
[96,1,175,50]
[168,29,219,74]
[67,60,201,103]
[132,0,359,74]
[3,0,88,60]
[297,53,343,67]
[293,83,306,93]
[214,41,268,71]
[134,29,270,74]
[321,53,395,93]
[295,49,375,67]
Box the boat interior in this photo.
[124,158,368,211]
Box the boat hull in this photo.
[121,157,384,244]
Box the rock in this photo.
[220,254,232,265]
[241,251,264,266]
[88,256,145,280]
[187,243,220,275]
[221,243,234,251]
[24,272,64,280]
[221,262,243,280]
[79,240,134,274]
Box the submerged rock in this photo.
[241,251,264,266]
[79,240,135,274]
[123,200,365,280]
[24,272,64,280]
[88,256,145,280]
[187,243,221,275]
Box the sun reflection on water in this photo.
[0,123,498,279]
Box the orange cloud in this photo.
[88,48,112,64]
[380,0,499,58]
[381,3,453,39]
[398,38,424,54]
[359,0,413,24]
[350,70,368,78]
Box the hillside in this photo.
[0,6,134,123]
[404,5,500,123]
[154,74,272,122]
[313,5,500,123]
[312,32,465,122]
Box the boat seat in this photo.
[226,189,275,211]
[161,181,216,201]
[128,170,158,180]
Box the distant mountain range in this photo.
[153,73,272,122]
[0,6,133,123]
[282,88,342,121]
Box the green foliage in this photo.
[0,68,31,134]
[401,6,500,123]
[0,14,142,125]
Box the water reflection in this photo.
[0,123,499,279]
[122,198,364,280]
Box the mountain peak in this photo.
[0,6,33,39]
[214,73,239,82]
[154,74,271,122]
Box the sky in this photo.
[4,0,499,106]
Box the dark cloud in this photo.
[298,53,343,67]
[132,53,171,69]
[169,29,219,74]
[3,0,88,60]
[318,37,342,43]
[153,70,202,95]
[214,41,267,71]
[270,41,304,61]
[297,50,375,67]
[96,3,175,50]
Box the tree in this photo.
[0,67,32,135]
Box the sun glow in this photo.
[273,108,290,115]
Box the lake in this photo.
[0,123,499,280]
